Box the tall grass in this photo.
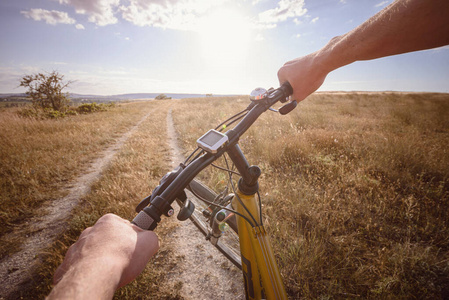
[172,93,449,299]
[0,103,154,257]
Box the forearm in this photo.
[47,257,122,300]
[319,0,449,72]
[279,0,449,101]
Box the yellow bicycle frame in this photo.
[233,189,287,300]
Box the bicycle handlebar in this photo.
[132,82,293,230]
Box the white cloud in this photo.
[310,17,319,24]
[258,0,307,27]
[339,0,347,4]
[293,18,302,25]
[120,0,222,30]
[375,1,390,8]
[75,23,85,29]
[21,8,76,25]
[57,0,120,26]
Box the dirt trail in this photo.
[0,109,154,299]
[162,108,244,299]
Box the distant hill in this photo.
[68,93,218,101]
[0,92,232,102]
[0,93,28,99]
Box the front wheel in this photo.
[182,178,242,269]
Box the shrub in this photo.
[45,109,65,119]
[155,94,171,100]
[76,102,106,114]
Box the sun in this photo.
[195,8,252,69]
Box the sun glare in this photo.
[196,9,252,69]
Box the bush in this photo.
[17,107,65,119]
[66,109,78,116]
[45,109,65,119]
[76,102,104,114]
[155,94,171,100]
[17,102,116,119]
[17,107,39,118]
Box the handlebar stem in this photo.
[226,144,260,195]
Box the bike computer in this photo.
[197,129,229,153]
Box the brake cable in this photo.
[215,109,249,132]
[224,154,260,227]
[188,183,256,228]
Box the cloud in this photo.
[258,0,307,27]
[21,8,76,25]
[119,0,222,30]
[310,16,319,24]
[293,18,302,25]
[57,0,120,26]
[375,1,390,8]
[21,0,309,32]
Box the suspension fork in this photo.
[227,144,286,299]
[233,189,287,300]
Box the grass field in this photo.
[172,92,449,299]
[1,92,448,299]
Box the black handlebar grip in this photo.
[281,81,293,97]
[132,206,161,230]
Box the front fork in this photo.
[234,189,287,300]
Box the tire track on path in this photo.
[0,108,154,299]
[162,108,244,299]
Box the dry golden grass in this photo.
[3,92,449,299]
[0,103,154,258]
[172,92,449,299]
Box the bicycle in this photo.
[133,82,296,299]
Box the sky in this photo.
[1,0,448,95]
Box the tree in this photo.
[155,93,171,100]
[19,71,72,111]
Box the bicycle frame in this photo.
[233,188,287,300]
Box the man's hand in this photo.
[49,214,159,300]
[278,51,330,102]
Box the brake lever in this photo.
[279,100,297,115]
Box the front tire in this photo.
[183,179,242,269]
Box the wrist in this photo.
[316,34,354,73]
[49,256,124,300]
